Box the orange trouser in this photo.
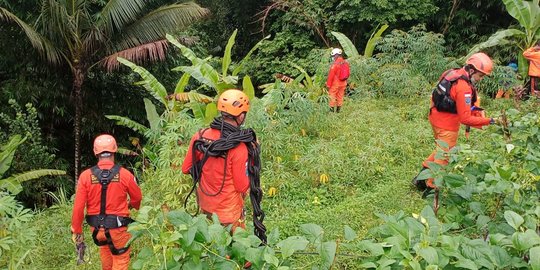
[93,227,131,270]
[328,83,346,107]
[422,126,458,188]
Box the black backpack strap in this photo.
[87,164,131,255]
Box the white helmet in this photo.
[331,48,343,56]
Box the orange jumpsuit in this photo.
[326,56,348,107]
[72,160,142,270]
[423,69,492,188]
[523,46,540,96]
[182,128,250,229]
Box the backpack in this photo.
[432,69,475,114]
[338,61,350,81]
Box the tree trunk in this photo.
[441,0,461,35]
[73,66,85,184]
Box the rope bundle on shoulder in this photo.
[186,117,267,243]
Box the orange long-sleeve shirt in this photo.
[326,56,348,88]
[71,160,142,234]
[182,128,249,224]
[523,46,540,77]
[429,72,491,131]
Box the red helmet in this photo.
[217,89,250,117]
[466,52,493,75]
[93,134,117,156]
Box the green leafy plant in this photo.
[0,135,65,268]
[468,0,540,77]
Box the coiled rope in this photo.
[184,117,267,243]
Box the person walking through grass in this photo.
[326,48,350,113]
[181,89,266,243]
[412,53,500,196]
[71,134,142,270]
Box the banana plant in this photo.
[0,135,65,195]
[467,0,540,77]
[331,24,389,59]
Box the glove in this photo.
[72,233,83,244]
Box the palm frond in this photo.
[97,0,147,35]
[102,40,168,71]
[0,7,64,65]
[113,2,209,50]
[37,0,73,46]
[105,115,149,134]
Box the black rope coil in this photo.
[185,117,267,243]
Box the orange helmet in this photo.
[93,134,117,156]
[217,89,250,117]
[466,52,493,75]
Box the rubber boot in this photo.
[336,106,341,113]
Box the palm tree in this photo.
[0,1,209,180]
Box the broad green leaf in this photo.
[489,246,511,268]
[530,246,540,270]
[415,168,432,181]
[0,135,25,177]
[167,34,198,62]
[502,0,540,32]
[344,225,357,241]
[263,252,279,267]
[467,29,525,58]
[174,73,191,94]
[242,76,255,101]
[319,241,337,269]
[222,29,237,77]
[330,31,360,58]
[118,57,168,105]
[358,262,377,268]
[300,223,323,244]
[2,169,65,194]
[267,228,280,246]
[105,115,149,134]
[358,240,385,256]
[276,236,308,258]
[189,100,205,120]
[455,259,478,270]
[512,229,540,251]
[364,24,388,58]
[143,98,160,131]
[417,246,438,265]
[504,210,524,230]
[204,102,217,125]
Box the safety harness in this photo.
[184,117,267,243]
[431,68,477,114]
[85,165,134,255]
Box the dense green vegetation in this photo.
[1,0,539,269]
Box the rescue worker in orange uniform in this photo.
[522,42,540,97]
[326,48,349,112]
[412,53,499,195]
[182,89,266,243]
[71,134,142,270]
